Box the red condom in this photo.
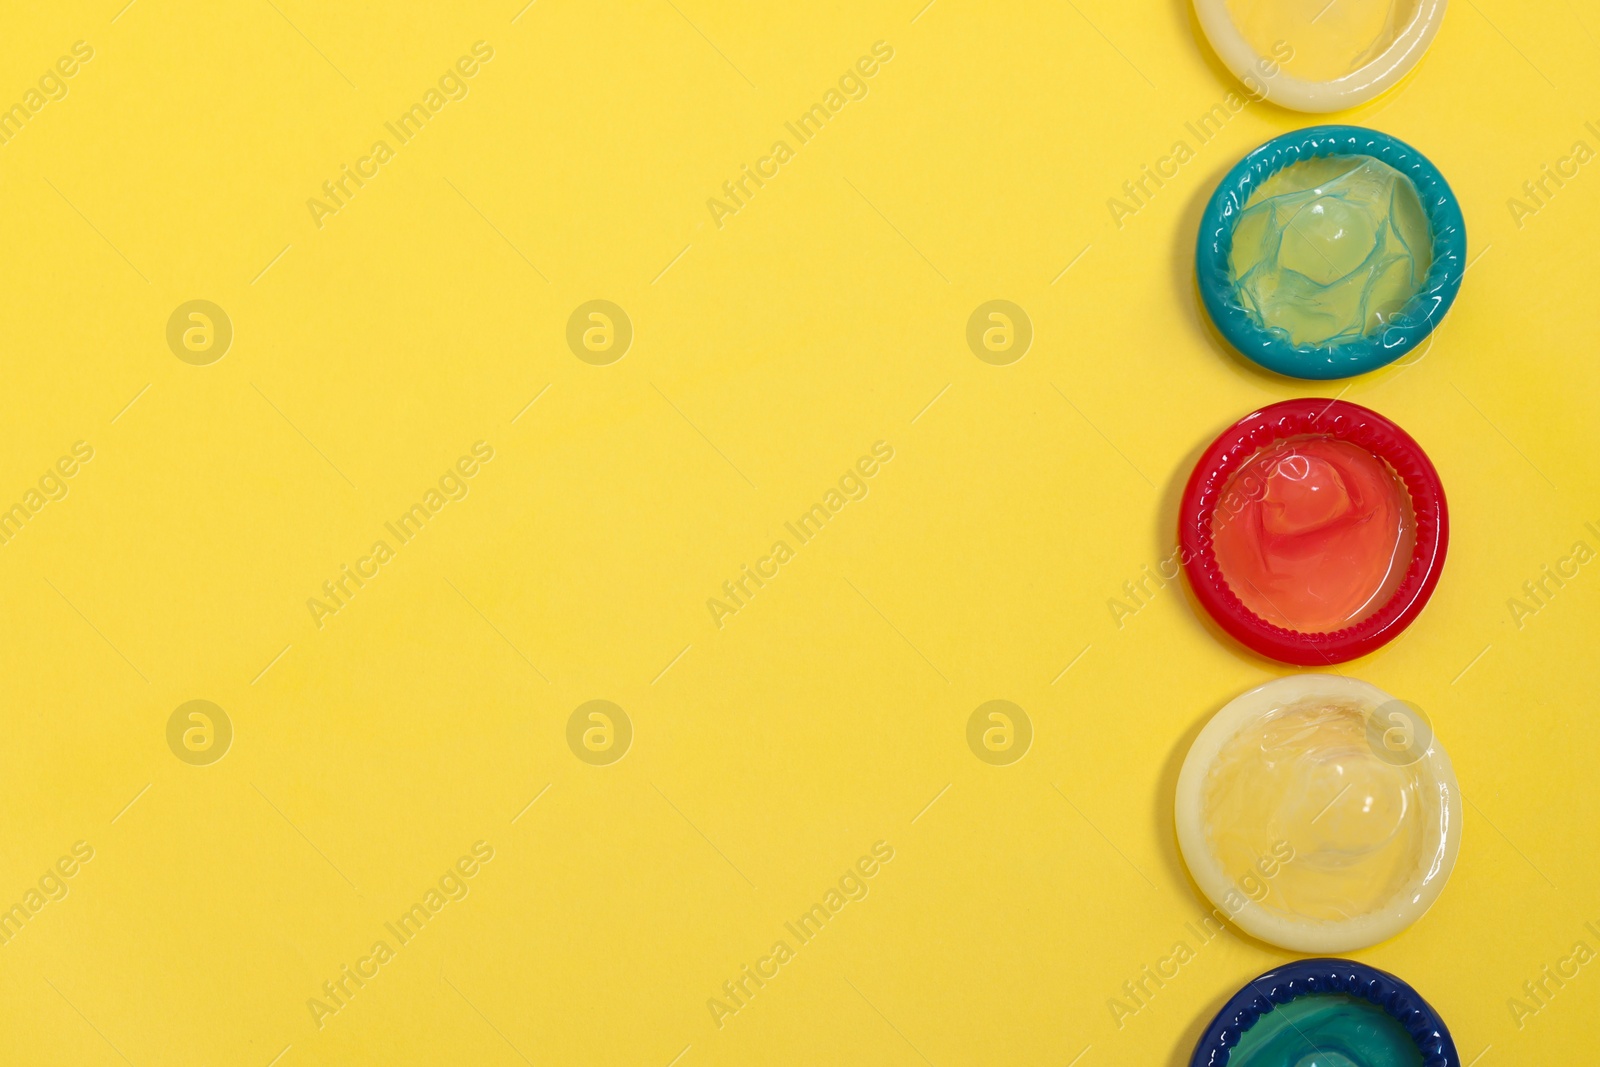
[1179,399,1448,665]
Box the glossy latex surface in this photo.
[1226,993,1425,1067]
[1200,694,1443,924]
[1229,156,1432,348]
[1223,0,1425,84]
[1211,436,1415,633]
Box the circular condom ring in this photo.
[1193,0,1447,112]
[1198,125,1466,380]
[1180,398,1447,665]
[1176,675,1462,954]
[1189,958,1460,1067]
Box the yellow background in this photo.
[2,0,1597,1063]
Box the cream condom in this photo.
[1176,674,1460,953]
[1194,0,1447,112]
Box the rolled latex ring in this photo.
[1189,958,1460,1067]
[1193,0,1447,112]
[1179,399,1448,665]
[1176,674,1461,954]
[1196,126,1466,380]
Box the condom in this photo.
[1198,126,1465,380]
[1176,675,1461,954]
[1180,398,1446,664]
[1190,958,1460,1066]
[1193,0,1447,112]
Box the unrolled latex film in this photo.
[1227,993,1425,1067]
[1211,434,1416,633]
[1229,155,1432,347]
[1200,694,1446,924]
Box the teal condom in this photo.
[1197,127,1465,380]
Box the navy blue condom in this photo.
[1190,958,1459,1067]
[1196,126,1466,381]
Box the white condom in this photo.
[1193,0,1448,112]
[1176,674,1461,953]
